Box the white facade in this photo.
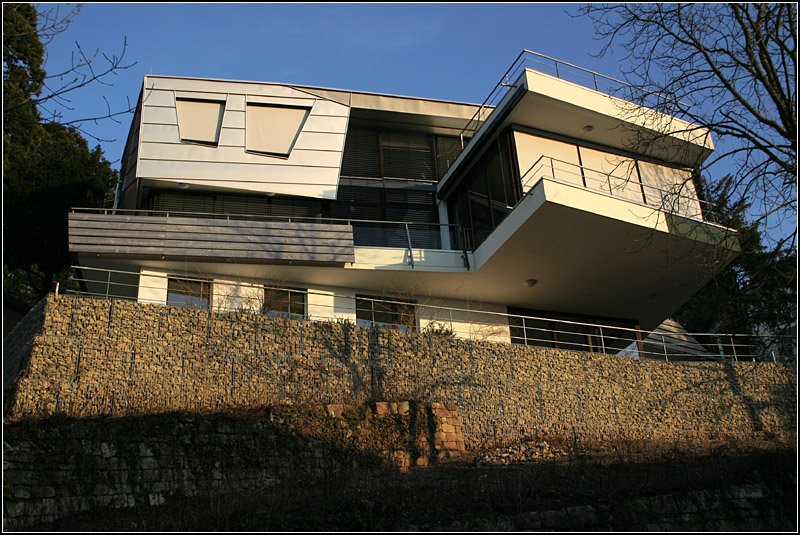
[74,53,739,348]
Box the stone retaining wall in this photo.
[6,295,797,447]
[3,402,460,529]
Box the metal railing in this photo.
[64,265,795,363]
[520,155,720,223]
[446,50,683,158]
[71,207,473,254]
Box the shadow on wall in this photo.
[3,406,797,532]
[2,405,413,530]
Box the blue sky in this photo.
[39,3,626,164]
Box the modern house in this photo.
[68,51,739,356]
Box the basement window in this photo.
[175,98,225,145]
[263,287,307,319]
[167,277,212,309]
[246,103,310,156]
[355,295,417,332]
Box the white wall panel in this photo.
[302,115,349,133]
[292,132,346,151]
[140,143,343,167]
[137,270,168,305]
[218,128,246,147]
[579,147,643,203]
[133,76,351,199]
[226,94,246,111]
[513,131,582,189]
[308,99,351,117]
[637,161,702,218]
[213,279,263,312]
[221,109,245,129]
[143,106,178,125]
[140,124,181,143]
[139,159,339,182]
[141,89,175,107]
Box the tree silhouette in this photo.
[579,3,796,256]
[3,4,132,305]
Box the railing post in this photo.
[730,336,738,362]
[662,334,669,362]
[599,326,605,355]
[405,223,415,269]
[106,270,112,299]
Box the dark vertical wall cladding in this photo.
[6,295,797,448]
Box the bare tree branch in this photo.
[578,3,797,255]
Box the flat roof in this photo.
[144,74,486,109]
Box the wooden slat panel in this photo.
[68,213,355,264]
[69,225,353,242]
[70,244,354,263]
[69,222,353,241]
[70,235,353,254]
[70,212,354,232]
[69,233,355,249]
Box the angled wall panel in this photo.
[136,76,351,200]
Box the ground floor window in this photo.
[508,307,639,354]
[262,287,307,319]
[167,277,212,309]
[355,294,417,332]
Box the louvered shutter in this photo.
[381,131,435,181]
[341,128,381,179]
[152,192,215,214]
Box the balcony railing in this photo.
[520,155,720,223]
[70,207,473,255]
[455,50,685,146]
[65,266,795,363]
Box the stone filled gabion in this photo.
[6,294,798,448]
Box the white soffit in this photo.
[517,69,714,167]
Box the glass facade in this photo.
[445,130,520,249]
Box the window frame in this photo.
[262,286,307,320]
[166,276,213,310]
[355,294,418,333]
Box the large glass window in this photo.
[355,295,417,332]
[446,129,520,249]
[167,277,212,309]
[341,127,467,182]
[331,182,440,248]
[150,191,325,219]
[262,287,306,319]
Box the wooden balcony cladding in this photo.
[68,212,355,265]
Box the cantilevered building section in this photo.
[69,51,741,359]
